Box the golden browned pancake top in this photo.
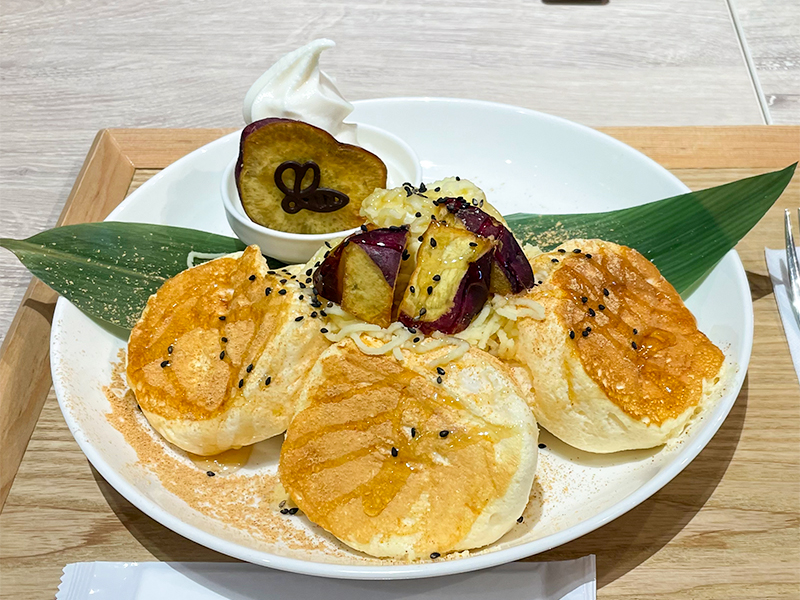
[127,246,295,420]
[279,340,517,555]
[533,239,724,425]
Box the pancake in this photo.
[279,338,538,559]
[127,245,330,455]
[515,239,725,453]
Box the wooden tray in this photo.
[0,127,797,599]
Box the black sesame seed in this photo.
[219,351,225,359]
[434,187,441,192]
[249,274,256,281]
[160,360,170,368]
[585,253,592,259]
[246,364,254,373]
[268,270,277,275]
[402,249,410,261]
[238,379,244,388]
[279,289,287,295]
[298,294,304,301]
[219,315,226,321]
[320,328,329,334]
[299,282,307,289]
[280,278,287,284]
[295,316,304,322]
[419,182,427,192]
[538,280,543,285]
[265,376,272,385]
[361,224,369,232]
[558,248,566,253]
[391,447,398,457]
[327,301,333,308]
[573,249,582,254]
[569,330,575,339]
[551,258,559,263]
[288,507,299,515]
[325,241,331,248]
[586,326,592,333]
[415,212,422,218]
[538,443,547,449]
[320,310,327,317]
[517,516,524,523]
[265,287,272,296]
[432,274,441,281]
[419,308,427,316]
[633,328,638,335]
[469,242,478,247]
[207,471,215,477]
[598,304,605,310]
[279,500,286,508]
[603,288,610,296]
[410,286,416,294]
[311,311,318,318]
[324,251,330,258]
[582,330,589,337]
[311,300,322,308]
[436,367,445,375]
[305,269,312,277]
[430,238,437,248]
[581,297,588,303]
[439,430,449,438]
[431,214,436,219]
[408,327,417,334]
[411,427,416,438]
[314,261,320,267]
[588,308,596,317]
[221,337,228,343]
[436,376,443,384]
[280,508,289,515]
[632,341,638,350]
[430,552,441,559]
[427,286,433,294]
[413,337,420,343]
[167,345,173,354]
[455,176,460,181]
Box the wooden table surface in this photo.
[0,126,798,599]
[1,0,799,344]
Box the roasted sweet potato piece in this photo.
[313,227,408,327]
[398,221,493,334]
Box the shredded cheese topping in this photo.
[186,251,230,269]
[320,292,544,365]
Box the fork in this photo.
[784,208,800,329]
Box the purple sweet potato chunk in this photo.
[443,198,535,294]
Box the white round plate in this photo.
[51,98,751,580]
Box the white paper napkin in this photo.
[56,558,595,600]
[765,248,800,379]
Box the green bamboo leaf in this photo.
[0,223,262,330]
[506,163,797,294]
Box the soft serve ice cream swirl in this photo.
[243,39,358,145]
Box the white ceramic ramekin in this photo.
[221,123,421,264]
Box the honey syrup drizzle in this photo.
[551,248,723,424]
[281,352,515,530]
[129,247,289,420]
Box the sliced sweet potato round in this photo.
[236,118,387,234]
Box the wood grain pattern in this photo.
[0,0,767,346]
[0,127,798,599]
[735,0,800,124]
[0,130,135,510]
